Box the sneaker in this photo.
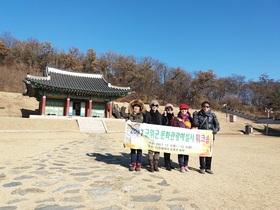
[129,163,136,171]
[199,169,205,174]
[180,167,186,173]
[206,169,213,174]
[184,166,190,172]
[135,163,141,171]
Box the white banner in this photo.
[124,121,213,157]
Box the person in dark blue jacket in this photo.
[193,101,220,174]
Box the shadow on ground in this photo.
[86,152,203,173]
[254,126,280,136]
[21,108,39,118]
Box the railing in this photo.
[221,108,258,121]
[221,107,280,124]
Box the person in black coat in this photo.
[145,99,162,172]
[162,103,174,171]
[193,101,220,174]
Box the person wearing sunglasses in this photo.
[171,103,193,173]
[162,103,175,171]
[145,99,162,172]
[193,101,220,174]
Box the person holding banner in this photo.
[162,103,175,171]
[145,99,162,172]
[126,99,146,171]
[193,101,220,174]
[171,103,193,173]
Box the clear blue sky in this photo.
[1,0,279,81]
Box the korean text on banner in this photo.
[124,121,213,157]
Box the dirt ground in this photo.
[0,131,279,209]
[0,91,280,209]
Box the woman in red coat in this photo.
[171,104,193,173]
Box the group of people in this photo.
[124,99,220,174]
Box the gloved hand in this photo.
[213,128,218,134]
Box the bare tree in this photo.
[1,32,280,118]
[188,70,217,107]
[97,51,118,81]
[0,41,9,64]
[164,68,191,105]
[84,49,98,73]
[58,47,84,71]
[0,32,16,48]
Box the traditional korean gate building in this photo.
[23,67,132,118]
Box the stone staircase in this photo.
[76,118,107,133]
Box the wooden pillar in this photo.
[85,102,88,117]
[107,102,113,118]
[40,95,46,115]
[39,100,42,115]
[87,100,92,117]
[64,98,70,116]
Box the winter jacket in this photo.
[125,99,145,123]
[193,110,220,134]
[145,110,162,125]
[162,113,174,126]
[128,112,144,123]
[171,111,193,129]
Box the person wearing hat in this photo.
[145,99,162,172]
[171,103,193,173]
[193,101,220,174]
[162,103,175,171]
[126,99,146,171]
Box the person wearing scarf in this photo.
[171,104,193,173]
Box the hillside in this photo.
[0,91,279,135]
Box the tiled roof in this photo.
[23,67,132,97]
